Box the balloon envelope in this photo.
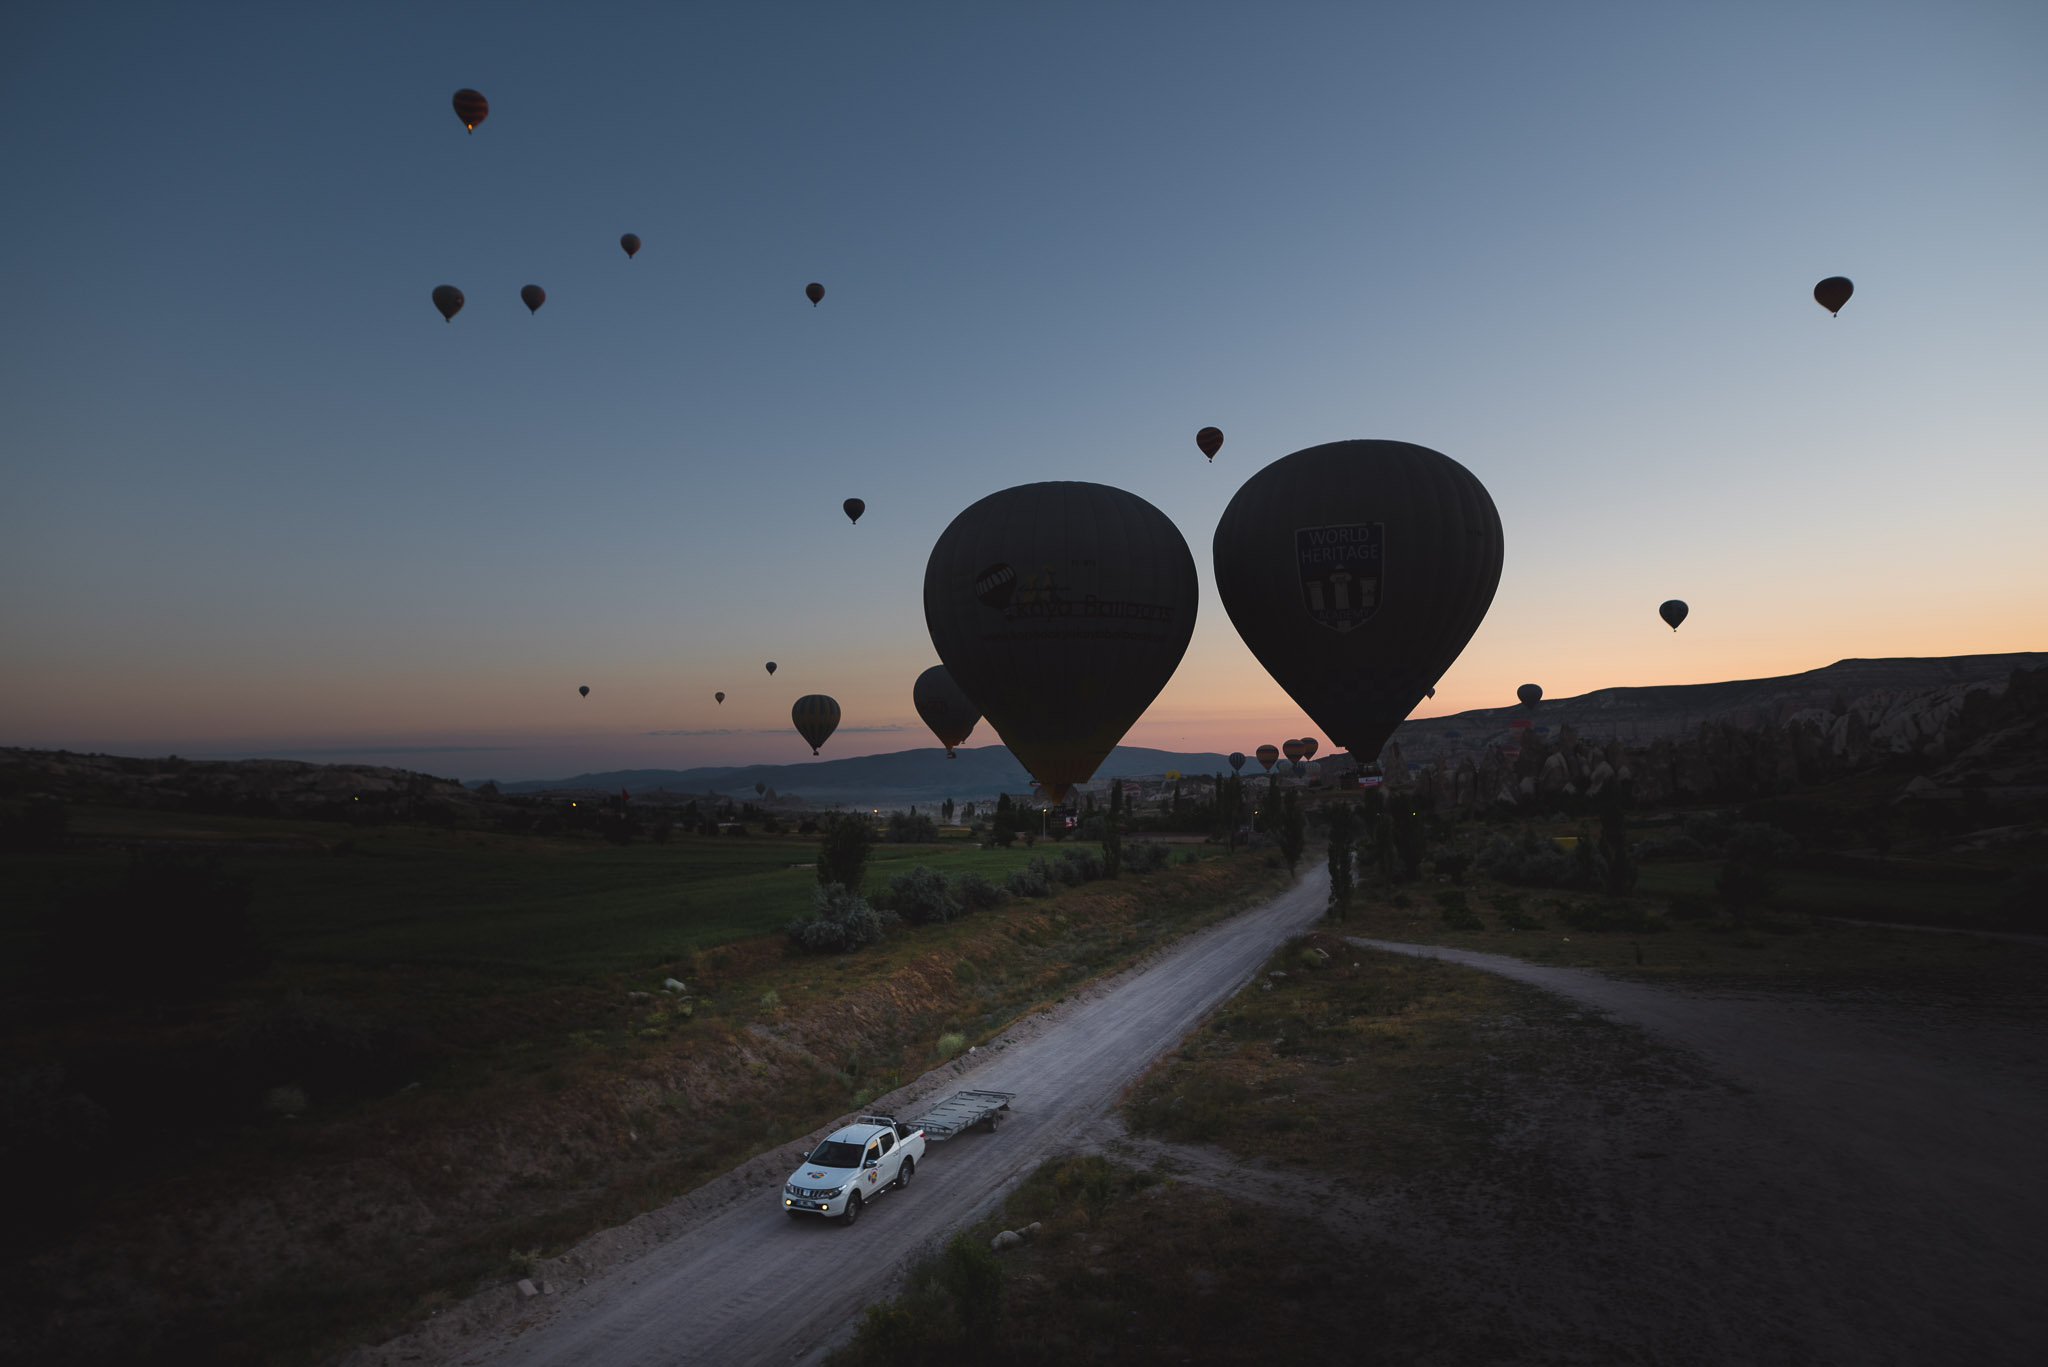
[1196,427,1224,461]
[1300,738,1318,760]
[1283,739,1308,764]
[578,685,589,697]
[1814,276,1853,315]
[1213,439,1503,766]
[431,285,464,322]
[1228,752,1246,772]
[620,233,641,258]
[520,284,546,314]
[1517,683,1542,709]
[451,89,488,132]
[1659,599,1689,631]
[844,498,865,525]
[765,662,777,676]
[924,481,1197,803]
[805,282,825,306]
[913,664,980,758]
[1256,745,1279,771]
[715,691,725,704]
[792,695,840,754]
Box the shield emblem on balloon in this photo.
[1296,523,1383,632]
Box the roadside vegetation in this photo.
[0,801,1291,1366]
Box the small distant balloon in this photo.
[792,694,841,754]
[1517,683,1542,710]
[844,498,865,525]
[1196,427,1224,462]
[452,89,489,133]
[765,661,777,676]
[715,691,725,704]
[912,664,980,758]
[431,285,464,323]
[805,282,825,307]
[1659,599,1689,631]
[578,685,589,697]
[1426,686,1436,698]
[619,233,642,260]
[1256,744,1279,772]
[1282,739,1308,764]
[520,284,546,314]
[756,783,766,796]
[1813,276,1853,316]
[1229,752,1246,772]
[1300,738,1318,760]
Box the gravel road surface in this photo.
[430,869,1326,1367]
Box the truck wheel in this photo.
[893,1157,914,1190]
[840,1192,862,1226]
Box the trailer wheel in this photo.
[893,1157,914,1190]
[840,1192,862,1226]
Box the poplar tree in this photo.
[1102,779,1124,877]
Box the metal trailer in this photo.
[904,1089,1017,1140]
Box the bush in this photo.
[886,811,940,843]
[1558,901,1668,933]
[953,872,1005,911]
[1433,889,1484,931]
[1123,840,1171,874]
[1433,851,1471,884]
[1005,858,1053,899]
[1497,907,1546,930]
[1053,846,1105,884]
[935,1032,966,1060]
[787,883,893,953]
[888,866,960,927]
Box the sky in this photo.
[3,1,2044,783]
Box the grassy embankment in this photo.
[0,807,1295,1366]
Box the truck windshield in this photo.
[805,1140,863,1168]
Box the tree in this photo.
[1102,778,1124,878]
[991,794,1017,847]
[1276,789,1306,873]
[1597,781,1637,896]
[941,797,955,823]
[816,812,874,893]
[1325,800,1356,919]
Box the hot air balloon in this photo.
[1283,739,1308,764]
[1659,599,1688,631]
[620,233,641,259]
[913,664,980,758]
[1256,745,1279,772]
[1165,770,1181,781]
[792,694,840,754]
[765,662,777,676]
[520,284,546,314]
[844,498,865,525]
[805,282,825,307]
[1196,427,1224,462]
[715,691,725,704]
[924,482,1198,803]
[1213,440,1503,768]
[452,89,488,133]
[1426,686,1436,698]
[1300,738,1318,760]
[1228,752,1246,772]
[756,783,766,796]
[1517,684,1542,710]
[1814,276,1853,316]
[431,285,464,322]
[578,685,589,697]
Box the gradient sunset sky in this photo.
[4,2,2043,782]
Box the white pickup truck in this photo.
[783,1115,923,1225]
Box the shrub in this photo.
[953,872,1005,911]
[1123,840,1170,874]
[1558,900,1668,933]
[888,865,960,927]
[1433,889,1484,931]
[886,811,940,844]
[1052,846,1105,883]
[1433,851,1472,884]
[786,883,893,953]
[935,1032,966,1060]
[1005,858,1053,899]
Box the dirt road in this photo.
[1343,936,2048,1366]
[396,868,1326,1367]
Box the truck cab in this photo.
[783,1116,923,1225]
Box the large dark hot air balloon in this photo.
[1228,752,1246,772]
[844,498,865,525]
[792,694,840,754]
[714,691,725,704]
[913,664,980,758]
[1517,683,1542,710]
[1213,440,1503,768]
[1300,738,1318,760]
[805,282,825,307]
[765,662,777,676]
[1283,739,1308,764]
[578,685,589,697]
[924,482,1197,803]
[1814,276,1853,315]
[452,89,489,133]
[1256,744,1279,772]
[431,285,464,322]
[1659,599,1688,631]
[620,233,641,259]
[1196,427,1224,462]
[520,284,546,314]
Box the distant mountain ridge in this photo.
[489,744,1237,807]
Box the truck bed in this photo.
[907,1089,1017,1140]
